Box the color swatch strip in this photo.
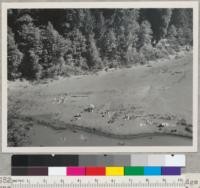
[106,167,124,176]
[67,167,85,176]
[11,166,182,176]
[12,154,185,167]
[86,167,105,176]
[131,154,185,167]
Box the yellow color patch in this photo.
[106,167,124,176]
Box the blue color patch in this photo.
[144,167,161,175]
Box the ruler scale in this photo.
[2,175,200,188]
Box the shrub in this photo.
[135,53,147,65]
[154,48,168,59]
[44,57,65,78]
[165,46,176,55]
[8,46,23,80]
[154,40,169,59]
[139,44,157,61]
[104,58,120,69]
[19,50,42,80]
[78,57,89,70]
[125,47,147,65]
[61,64,83,77]
[125,47,136,64]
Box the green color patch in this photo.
[124,166,144,175]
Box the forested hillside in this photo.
[8,9,193,80]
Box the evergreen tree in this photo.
[41,22,71,76]
[61,9,81,37]
[82,9,95,36]
[16,14,42,79]
[159,9,172,38]
[114,9,140,63]
[140,9,172,42]
[7,28,23,80]
[170,9,193,45]
[170,9,192,29]
[21,50,42,80]
[68,28,87,68]
[167,24,178,47]
[102,29,118,61]
[87,34,102,69]
[93,10,106,40]
[137,20,153,49]
[167,24,177,39]
[7,8,193,80]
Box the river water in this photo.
[28,124,192,146]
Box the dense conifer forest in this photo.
[8,8,193,80]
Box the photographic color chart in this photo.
[11,155,185,176]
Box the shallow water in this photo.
[28,124,192,147]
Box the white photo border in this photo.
[1,1,198,153]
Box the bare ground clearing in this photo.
[8,52,193,146]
